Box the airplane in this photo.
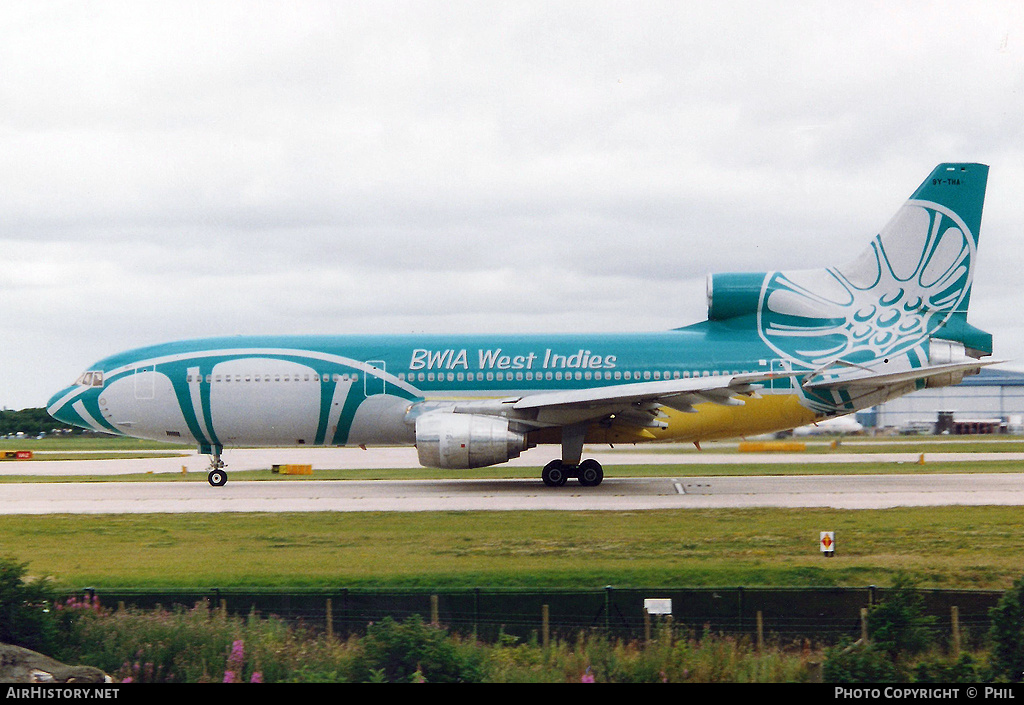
[47,163,996,488]
[792,416,865,437]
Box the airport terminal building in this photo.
[861,368,1024,434]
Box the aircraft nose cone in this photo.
[46,388,77,425]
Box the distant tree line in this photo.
[0,408,78,437]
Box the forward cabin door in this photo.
[134,365,156,399]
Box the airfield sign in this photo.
[820,531,835,557]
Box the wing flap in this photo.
[511,372,778,411]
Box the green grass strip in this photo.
[3,506,1022,591]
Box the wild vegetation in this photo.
[2,557,1022,682]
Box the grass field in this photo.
[0,436,184,450]
[0,435,190,461]
[3,506,1023,591]
[2,435,1023,592]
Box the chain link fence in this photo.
[67,585,1005,647]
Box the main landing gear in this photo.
[541,422,605,487]
[542,458,604,487]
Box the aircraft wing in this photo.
[498,358,999,427]
[510,370,786,416]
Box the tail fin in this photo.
[752,163,990,367]
[837,163,987,322]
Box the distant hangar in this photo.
[862,368,1024,435]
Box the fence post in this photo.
[474,588,480,642]
[342,588,348,632]
[431,594,439,627]
[644,608,651,644]
[951,606,960,658]
[542,604,550,649]
[325,598,333,639]
[756,611,764,652]
[807,660,823,683]
[860,608,869,643]
[604,586,612,633]
[738,586,745,633]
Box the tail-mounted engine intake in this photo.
[926,338,976,388]
[706,272,766,321]
[415,413,529,469]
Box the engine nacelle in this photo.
[925,338,972,388]
[415,413,528,469]
[706,272,767,321]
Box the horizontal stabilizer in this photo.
[801,359,1002,391]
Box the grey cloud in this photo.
[3,1,1023,409]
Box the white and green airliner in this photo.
[48,163,996,487]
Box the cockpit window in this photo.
[75,370,104,387]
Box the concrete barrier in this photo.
[737,441,806,452]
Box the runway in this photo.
[7,443,1024,475]
[1,445,1022,514]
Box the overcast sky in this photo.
[2,1,1022,410]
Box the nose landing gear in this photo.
[203,445,227,487]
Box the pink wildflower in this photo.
[223,640,245,682]
[228,640,245,666]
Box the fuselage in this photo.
[47,319,825,453]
